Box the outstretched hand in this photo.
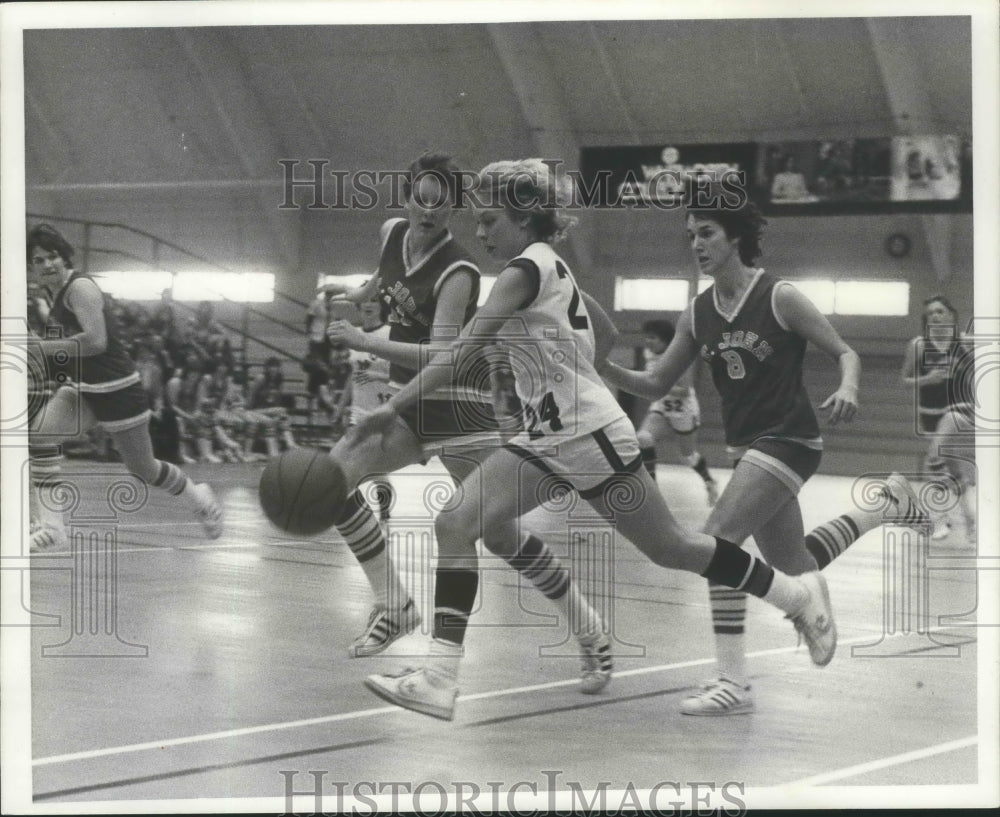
[820,386,859,425]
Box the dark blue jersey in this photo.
[692,270,820,448]
[915,333,974,416]
[376,219,480,385]
[47,272,139,392]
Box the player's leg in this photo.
[363,446,494,719]
[920,412,953,539]
[636,409,668,481]
[581,422,835,667]
[332,419,427,657]
[470,448,613,693]
[97,385,223,538]
[28,387,94,552]
[672,420,718,506]
[934,409,977,543]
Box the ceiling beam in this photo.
[173,29,300,272]
[866,18,952,284]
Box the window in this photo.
[614,278,691,311]
[614,276,910,316]
[93,271,275,302]
[833,281,910,316]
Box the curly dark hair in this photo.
[27,223,75,265]
[642,319,676,345]
[685,178,768,266]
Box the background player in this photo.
[901,295,974,539]
[26,223,223,551]
[634,318,719,505]
[900,294,974,541]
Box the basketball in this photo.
[258,448,349,535]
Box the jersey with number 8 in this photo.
[691,269,820,448]
[502,242,627,441]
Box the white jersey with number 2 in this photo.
[500,242,627,444]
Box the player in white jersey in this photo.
[635,318,719,505]
[353,159,838,721]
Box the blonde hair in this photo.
[476,159,578,243]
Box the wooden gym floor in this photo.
[10,456,993,811]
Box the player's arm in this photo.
[328,267,478,375]
[600,305,701,399]
[321,274,380,305]
[380,264,534,414]
[775,282,860,424]
[33,278,108,357]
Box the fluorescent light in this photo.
[92,271,173,301]
[92,271,275,302]
[317,273,372,291]
[614,275,910,317]
[835,281,909,315]
[614,278,691,311]
[173,272,274,302]
[793,280,837,314]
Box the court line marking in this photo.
[780,735,978,787]
[33,625,973,767]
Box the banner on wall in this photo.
[578,143,756,208]
[579,137,971,214]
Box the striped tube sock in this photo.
[708,581,748,681]
[336,488,406,608]
[805,515,862,571]
[30,445,65,527]
[151,460,192,496]
[504,534,600,636]
[432,567,480,647]
[640,447,657,480]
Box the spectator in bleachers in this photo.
[770,156,818,203]
[196,359,258,462]
[148,332,176,387]
[248,356,299,452]
[303,290,335,422]
[150,287,180,346]
[134,336,181,464]
[166,348,216,463]
[190,300,235,370]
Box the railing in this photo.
[27,213,312,372]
